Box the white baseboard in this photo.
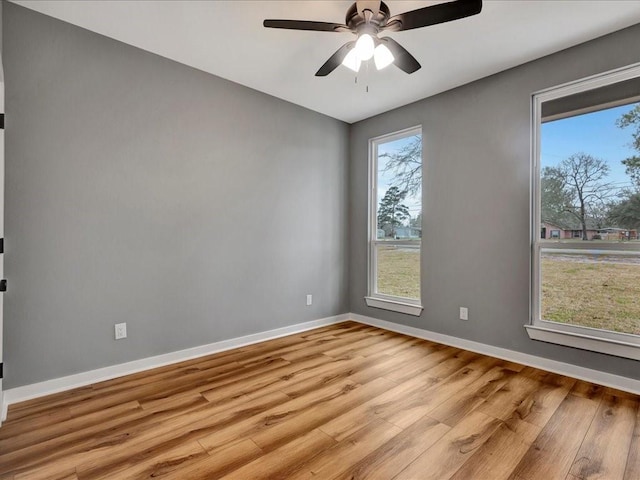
[350,313,640,395]
[4,311,639,424]
[1,313,349,422]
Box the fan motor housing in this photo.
[345,1,391,30]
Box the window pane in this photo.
[536,75,640,342]
[376,134,422,241]
[376,244,420,299]
[540,100,640,245]
[372,129,422,302]
[541,250,640,335]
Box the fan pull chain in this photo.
[353,65,369,93]
[365,60,370,93]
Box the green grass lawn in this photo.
[376,247,640,336]
[542,255,640,335]
[377,245,420,300]
[378,246,640,335]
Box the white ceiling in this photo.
[12,1,640,123]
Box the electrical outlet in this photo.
[115,322,127,340]
[306,294,313,306]
[459,307,469,321]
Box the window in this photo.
[528,64,640,359]
[366,127,423,316]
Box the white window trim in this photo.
[524,324,640,361]
[528,62,640,359]
[367,126,423,316]
[365,296,423,316]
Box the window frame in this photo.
[366,126,423,316]
[527,62,640,360]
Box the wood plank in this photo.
[197,378,369,453]
[509,392,601,480]
[359,335,425,357]
[72,357,289,417]
[428,365,516,426]
[246,377,396,453]
[0,406,72,441]
[197,354,329,404]
[393,410,503,480]
[84,360,241,400]
[381,345,461,383]
[318,372,437,441]
[78,440,208,480]
[330,415,451,480]
[449,410,541,480]
[570,380,606,400]
[384,355,500,429]
[160,438,263,480]
[624,398,640,480]
[219,429,335,480]
[73,391,291,479]
[321,330,400,358]
[286,418,402,480]
[299,321,362,340]
[511,371,575,428]
[279,330,381,362]
[0,391,284,479]
[275,354,397,399]
[476,367,543,421]
[568,391,637,480]
[14,466,77,480]
[0,394,208,476]
[205,352,375,402]
[0,400,141,454]
[4,387,91,424]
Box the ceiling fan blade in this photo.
[315,42,355,77]
[263,19,351,33]
[383,0,482,32]
[379,37,421,74]
[357,0,381,20]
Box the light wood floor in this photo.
[1,322,639,480]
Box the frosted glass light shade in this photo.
[374,44,394,70]
[355,34,375,61]
[342,48,361,72]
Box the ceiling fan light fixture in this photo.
[341,47,362,72]
[373,43,394,70]
[354,33,375,61]
[265,0,483,77]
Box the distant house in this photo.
[377,226,421,239]
[598,227,639,240]
[393,226,422,239]
[541,220,639,241]
[540,220,599,240]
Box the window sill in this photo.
[365,297,423,316]
[524,324,640,360]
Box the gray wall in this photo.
[3,3,349,388]
[3,2,639,389]
[349,23,640,380]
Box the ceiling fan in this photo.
[264,0,483,76]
